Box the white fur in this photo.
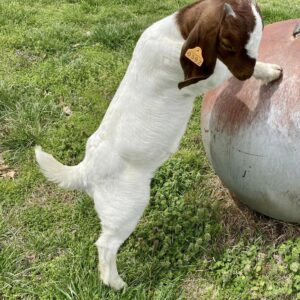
[35,145,82,190]
[247,4,282,83]
[35,9,281,290]
[246,3,263,59]
[224,3,236,18]
[253,61,283,84]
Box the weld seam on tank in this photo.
[293,20,300,38]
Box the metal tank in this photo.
[201,19,300,223]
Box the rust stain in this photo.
[203,19,300,135]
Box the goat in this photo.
[36,0,282,290]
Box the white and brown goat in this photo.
[36,0,282,289]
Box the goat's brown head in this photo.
[177,0,263,89]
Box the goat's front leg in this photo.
[253,61,283,84]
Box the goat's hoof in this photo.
[101,272,127,290]
[109,276,128,290]
[264,63,283,84]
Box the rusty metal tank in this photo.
[201,19,300,223]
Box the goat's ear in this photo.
[178,7,223,89]
[224,3,236,18]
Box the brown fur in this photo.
[177,0,259,89]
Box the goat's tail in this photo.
[35,146,83,190]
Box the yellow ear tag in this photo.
[185,47,204,67]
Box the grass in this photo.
[0,0,300,299]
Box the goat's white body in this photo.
[82,15,231,193]
[35,9,282,290]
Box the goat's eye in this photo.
[221,40,235,53]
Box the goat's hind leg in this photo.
[94,172,150,290]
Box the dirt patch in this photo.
[0,153,16,180]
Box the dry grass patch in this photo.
[183,276,220,300]
[26,184,80,208]
[0,152,16,180]
[209,176,300,246]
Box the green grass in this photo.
[0,0,300,299]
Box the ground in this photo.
[0,0,300,299]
